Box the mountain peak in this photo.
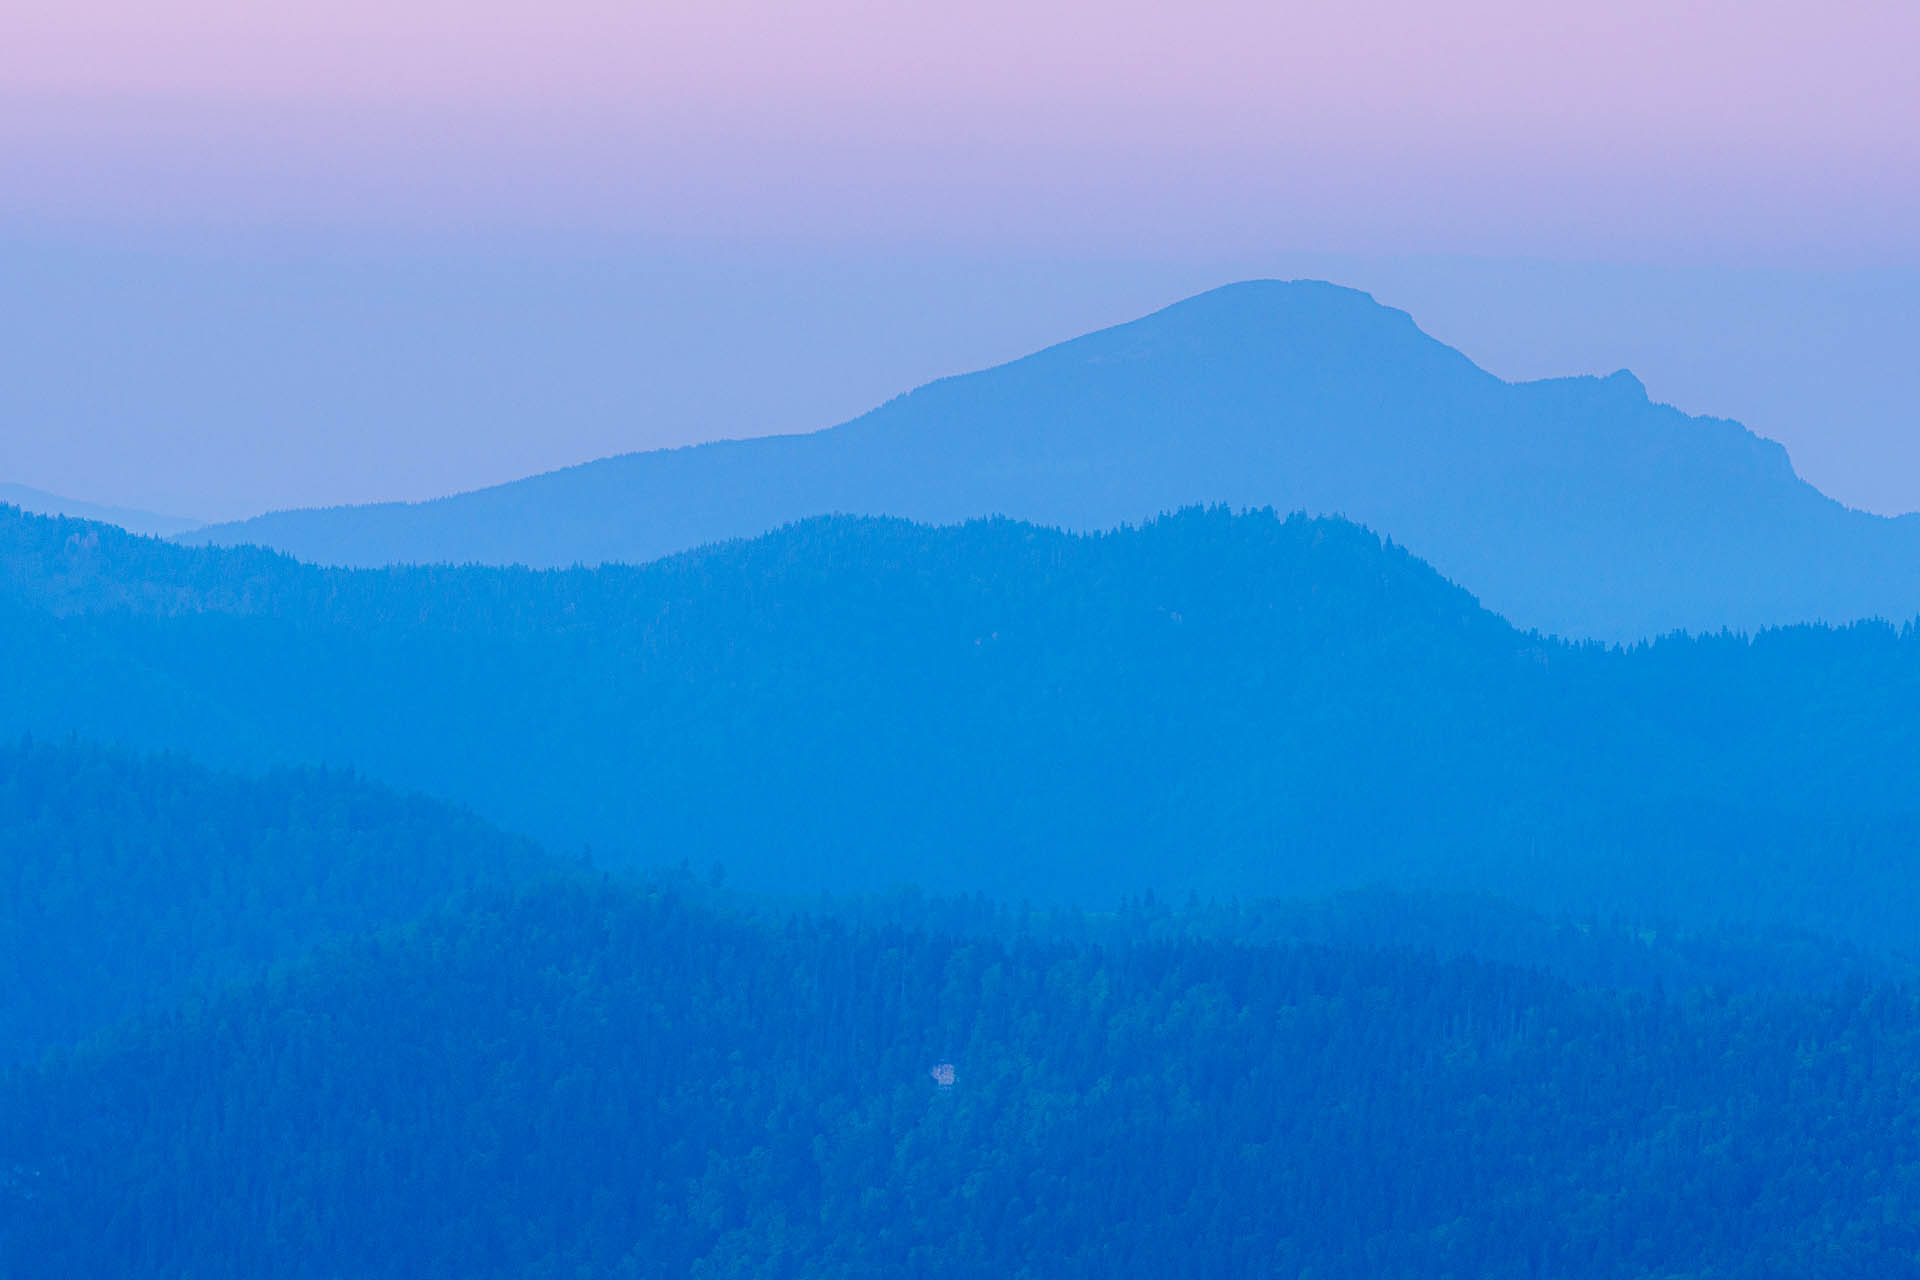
[1127,278,1417,339]
[1026,277,1470,395]
[1602,368,1648,397]
[178,282,1917,640]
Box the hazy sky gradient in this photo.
[7,2,1918,258]
[2,2,1916,519]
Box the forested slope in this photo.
[7,503,1920,940]
[7,876,1920,1279]
[0,737,548,1061]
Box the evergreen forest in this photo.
[7,501,1920,1276]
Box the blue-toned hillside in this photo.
[9,876,1920,1278]
[9,502,1920,942]
[0,737,548,1061]
[181,281,1920,639]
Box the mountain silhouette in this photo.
[180,282,1920,640]
[14,501,1920,942]
[1,483,203,538]
[177,280,1920,639]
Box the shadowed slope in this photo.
[0,737,549,1061]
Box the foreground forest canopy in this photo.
[5,502,1920,943]
[10,874,1920,1278]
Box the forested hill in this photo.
[3,495,1493,635]
[10,875,1920,1278]
[6,503,1920,940]
[14,498,1920,1277]
[178,280,1920,640]
[0,736,549,1061]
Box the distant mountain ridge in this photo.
[1,483,203,538]
[12,502,1920,942]
[179,280,1920,640]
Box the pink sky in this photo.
[5,1,1917,259]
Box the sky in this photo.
[2,1,1917,519]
